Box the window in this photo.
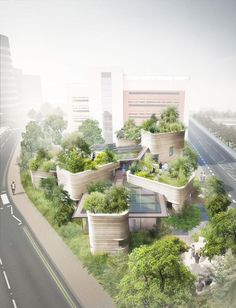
[169,146,174,157]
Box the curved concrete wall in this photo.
[115,137,140,147]
[30,170,56,188]
[127,171,195,211]
[57,162,120,200]
[87,210,129,254]
[141,130,185,162]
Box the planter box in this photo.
[30,170,56,188]
[115,137,140,147]
[127,171,195,212]
[57,162,120,200]
[141,130,185,162]
[87,210,129,254]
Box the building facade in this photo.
[67,83,90,131]
[0,34,18,125]
[123,76,188,125]
[68,68,189,143]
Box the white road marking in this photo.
[12,215,22,225]
[0,258,2,265]
[12,299,17,308]
[233,200,236,204]
[228,194,232,198]
[0,194,10,205]
[3,270,11,289]
[10,205,13,215]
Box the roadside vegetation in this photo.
[193,112,236,150]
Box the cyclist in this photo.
[11,181,16,195]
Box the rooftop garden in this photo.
[129,143,198,187]
[84,185,130,214]
[141,107,184,133]
[57,147,117,173]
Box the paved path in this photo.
[8,144,115,308]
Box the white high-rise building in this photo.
[88,67,123,144]
[67,83,89,131]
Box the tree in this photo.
[203,209,236,259]
[61,132,90,154]
[116,237,196,307]
[205,194,231,218]
[43,114,67,144]
[79,119,105,145]
[161,107,179,123]
[21,121,44,156]
[204,176,227,199]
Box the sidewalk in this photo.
[8,144,115,308]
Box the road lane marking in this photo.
[3,270,11,289]
[233,200,236,204]
[23,227,77,308]
[228,194,232,198]
[12,215,22,226]
[12,299,17,308]
[1,194,10,205]
[0,258,2,265]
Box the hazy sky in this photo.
[1,0,236,111]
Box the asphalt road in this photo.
[188,119,236,206]
[0,128,80,308]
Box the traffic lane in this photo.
[188,126,236,204]
[189,128,236,181]
[0,265,13,308]
[189,121,236,165]
[0,131,19,189]
[1,134,79,308]
[0,194,75,308]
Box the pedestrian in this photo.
[190,244,195,259]
[159,162,163,170]
[11,181,16,195]
[200,172,203,182]
[194,252,200,264]
[91,151,96,161]
[202,172,206,182]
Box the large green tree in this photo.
[61,132,90,154]
[43,114,67,144]
[79,119,105,145]
[204,176,230,218]
[116,237,196,308]
[205,194,231,218]
[203,208,236,259]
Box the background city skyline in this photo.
[0,0,235,111]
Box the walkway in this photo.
[8,144,115,308]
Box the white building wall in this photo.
[67,83,89,132]
[88,67,123,143]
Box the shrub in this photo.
[116,119,141,141]
[94,149,117,165]
[29,158,41,171]
[129,161,141,174]
[104,186,129,213]
[135,171,156,180]
[84,186,129,214]
[87,181,112,193]
[165,204,201,231]
[41,160,56,172]
[84,192,107,213]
